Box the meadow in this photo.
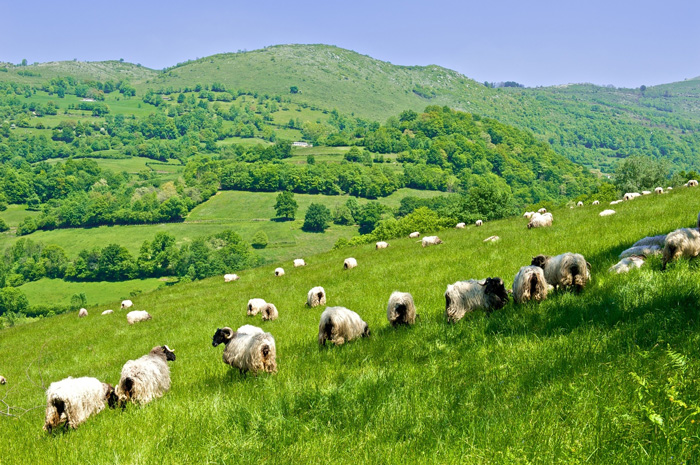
[1,187,700,463]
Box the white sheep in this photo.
[619,244,661,259]
[212,325,277,374]
[537,208,547,214]
[78,308,88,318]
[293,259,306,267]
[247,298,267,316]
[386,291,417,326]
[274,267,285,277]
[689,180,699,187]
[421,236,443,247]
[126,310,152,325]
[527,212,553,229]
[633,234,666,248]
[483,235,500,242]
[43,377,116,432]
[444,278,509,323]
[0,375,5,385]
[120,300,133,310]
[576,201,584,207]
[512,266,548,304]
[642,190,651,195]
[523,211,535,219]
[667,187,673,190]
[344,258,357,269]
[409,231,420,238]
[531,253,591,292]
[224,273,239,282]
[116,346,175,406]
[455,222,466,229]
[261,303,278,321]
[101,310,113,315]
[592,200,600,205]
[306,287,326,307]
[599,209,616,217]
[318,307,370,346]
[609,256,646,273]
[375,241,389,249]
[662,228,700,270]
[610,200,623,205]
[623,192,641,201]
[654,187,664,194]
[475,220,483,227]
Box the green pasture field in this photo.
[38,156,182,174]
[2,187,700,463]
[0,205,41,228]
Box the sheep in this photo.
[599,209,616,217]
[633,234,666,248]
[610,200,623,205]
[512,266,548,304]
[537,208,547,214]
[212,325,277,374]
[527,212,553,229]
[116,346,175,406]
[306,286,326,307]
[444,278,509,323]
[386,291,417,326]
[576,201,584,207]
[318,307,370,346]
[261,303,278,321]
[43,377,116,432]
[619,245,661,259]
[531,253,591,292]
[610,256,646,273]
[0,376,6,385]
[224,273,239,282]
[101,310,113,315]
[655,187,664,194]
[120,300,133,310]
[483,235,500,242]
[662,228,700,270]
[421,236,443,247]
[667,187,673,190]
[523,211,535,219]
[592,200,600,205]
[409,231,420,238]
[126,310,151,325]
[475,220,483,227]
[375,241,389,249]
[344,257,358,269]
[698,210,700,230]
[689,180,699,187]
[623,192,641,201]
[247,298,267,316]
[78,308,88,318]
[293,259,306,267]
[455,222,466,229]
[274,267,285,277]
[642,190,651,195]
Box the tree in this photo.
[251,231,268,249]
[274,191,298,220]
[0,287,29,316]
[303,203,332,232]
[355,202,384,234]
[614,156,668,192]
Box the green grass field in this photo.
[2,188,700,463]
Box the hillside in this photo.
[2,187,700,462]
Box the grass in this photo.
[18,278,167,307]
[0,205,41,228]
[2,188,700,462]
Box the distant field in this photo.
[18,277,167,307]
[41,156,182,174]
[0,205,41,228]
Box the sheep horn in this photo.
[163,345,174,352]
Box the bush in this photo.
[303,203,332,232]
[251,231,268,249]
[0,218,8,232]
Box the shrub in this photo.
[251,231,268,249]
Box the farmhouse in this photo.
[292,141,312,148]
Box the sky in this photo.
[2,0,699,88]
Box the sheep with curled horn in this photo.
[386,291,417,326]
[43,376,117,432]
[212,325,277,375]
[661,228,700,270]
[318,307,370,346]
[306,286,326,307]
[115,345,176,406]
[444,277,509,323]
[531,253,591,292]
[512,266,548,304]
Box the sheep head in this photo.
[362,322,371,338]
[531,255,550,269]
[212,327,235,347]
[482,277,509,312]
[104,383,118,409]
[151,345,176,361]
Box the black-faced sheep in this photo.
[224,273,239,282]
[609,256,645,273]
[344,258,357,269]
[247,298,267,316]
[421,236,443,247]
[527,212,553,229]
[512,266,548,304]
[293,259,306,267]
[318,307,370,346]
[662,228,700,270]
[523,211,535,218]
[386,291,417,326]
[126,310,151,325]
[44,377,117,432]
[0,376,6,385]
[375,241,389,249]
[261,303,278,321]
[537,208,547,214]
[444,278,509,323]
[212,325,277,375]
[116,346,175,405]
[306,286,326,307]
[531,253,591,292]
[274,267,285,277]
[78,308,88,318]
[592,200,600,205]
[654,187,664,194]
[120,300,133,310]
[576,201,583,207]
[689,180,699,187]
[475,220,483,227]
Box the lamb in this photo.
[78,308,88,318]
[633,234,666,247]
[247,298,267,316]
[531,253,591,292]
[655,187,664,194]
[101,310,113,315]
[527,212,553,229]
[306,286,326,307]
[274,267,285,277]
[444,278,509,323]
[609,256,646,273]
[344,257,358,269]
[386,291,417,326]
[293,259,306,267]
[662,228,700,270]
[475,220,483,227]
[576,201,583,207]
[455,222,466,229]
[43,377,117,432]
[212,325,277,374]
[318,307,370,346]
[421,236,443,247]
[126,310,152,325]
[116,346,175,406]
[483,235,500,242]
[619,244,661,259]
[261,303,278,321]
[599,209,616,217]
[689,180,699,187]
[537,208,547,214]
[409,231,420,238]
[375,241,389,249]
[512,266,548,304]
[224,273,239,282]
[592,200,600,205]
[120,300,133,310]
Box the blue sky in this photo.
[2,0,698,88]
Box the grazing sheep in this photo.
[261,303,278,321]
[599,209,616,217]
[306,287,326,307]
[610,200,623,205]
[318,307,370,346]
[120,300,133,310]
[224,273,239,282]
[247,298,267,316]
[523,211,535,219]
[531,253,591,292]
[274,267,285,277]
[43,377,116,432]
[527,212,553,229]
[610,256,646,273]
[126,310,151,325]
[576,201,584,207]
[633,234,666,248]
[78,308,88,318]
[409,231,420,238]
[293,259,306,267]
[623,192,641,201]
[0,376,6,385]
[455,222,466,229]
[592,200,600,205]
[642,190,651,195]
[212,325,277,374]
[444,278,509,323]
[483,235,500,242]
[344,258,358,269]
[116,346,175,405]
[662,228,700,270]
[512,266,548,304]
[667,187,673,190]
[655,187,664,194]
[689,180,699,187]
[386,292,417,326]
[619,244,661,259]
[475,220,483,227]
[375,241,389,249]
[421,236,443,247]
[101,310,113,315]
[537,208,547,214]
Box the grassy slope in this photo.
[18,278,166,307]
[2,188,700,463]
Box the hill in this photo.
[2,187,700,462]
